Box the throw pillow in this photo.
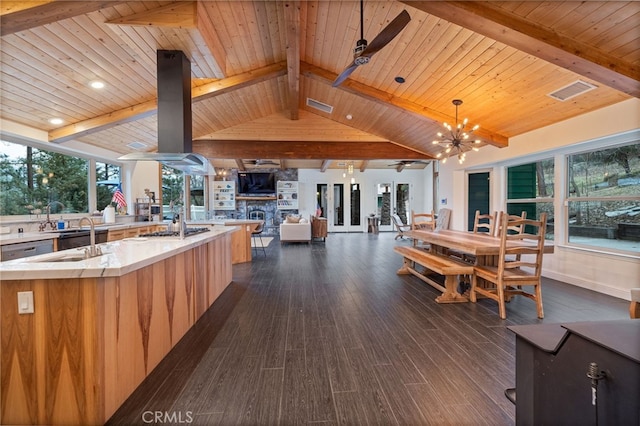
[286,214,301,223]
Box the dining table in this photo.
[401,229,554,302]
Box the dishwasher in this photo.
[1,239,54,261]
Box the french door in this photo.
[376,182,411,232]
[316,182,362,232]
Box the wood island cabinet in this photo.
[1,233,232,425]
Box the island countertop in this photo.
[0,225,235,280]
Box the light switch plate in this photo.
[17,291,34,314]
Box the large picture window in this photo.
[506,159,554,239]
[567,142,640,253]
[1,141,90,215]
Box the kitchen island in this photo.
[0,226,234,425]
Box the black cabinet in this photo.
[508,320,639,426]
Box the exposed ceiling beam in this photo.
[106,2,196,28]
[49,62,287,143]
[235,159,246,171]
[284,1,300,120]
[359,160,369,172]
[300,62,508,148]
[0,1,126,36]
[403,1,640,98]
[320,160,331,172]
[193,140,433,160]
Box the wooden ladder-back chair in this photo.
[411,210,435,231]
[411,210,435,248]
[470,212,547,320]
[391,214,411,240]
[473,210,499,235]
[495,211,527,237]
[457,210,500,278]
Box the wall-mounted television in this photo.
[237,172,276,194]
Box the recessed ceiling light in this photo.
[346,114,353,120]
[394,76,405,84]
[49,118,63,125]
[90,81,105,89]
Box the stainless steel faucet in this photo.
[78,216,102,258]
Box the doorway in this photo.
[376,182,411,232]
[467,171,491,231]
[316,182,362,232]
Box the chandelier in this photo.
[432,99,481,164]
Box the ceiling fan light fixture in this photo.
[432,99,482,164]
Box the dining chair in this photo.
[495,211,527,237]
[391,214,411,240]
[473,210,499,235]
[455,210,500,290]
[411,210,435,231]
[411,210,435,248]
[470,212,547,320]
[252,220,266,256]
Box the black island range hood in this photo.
[119,50,212,175]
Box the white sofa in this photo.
[280,221,311,243]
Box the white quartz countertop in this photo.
[0,226,235,280]
[0,221,167,246]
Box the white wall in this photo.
[438,98,640,300]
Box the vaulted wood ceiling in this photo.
[1,1,638,171]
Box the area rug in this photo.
[251,236,274,248]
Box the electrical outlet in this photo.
[17,291,34,314]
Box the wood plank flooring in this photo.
[106,232,629,425]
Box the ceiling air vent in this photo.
[548,80,597,102]
[306,98,333,114]
[127,141,149,150]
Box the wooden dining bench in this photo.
[394,245,474,303]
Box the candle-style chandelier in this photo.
[432,99,481,164]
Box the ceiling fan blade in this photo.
[361,10,411,58]
[332,10,410,87]
[332,62,359,87]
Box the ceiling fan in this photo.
[388,160,430,167]
[332,1,411,87]
[245,159,279,166]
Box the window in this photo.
[567,142,640,253]
[189,174,206,220]
[1,140,89,215]
[96,161,122,211]
[506,159,555,239]
[161,164,184,220]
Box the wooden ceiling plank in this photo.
[403,1,640,97]
[49,62,287,143]
[193,140,434,161]
[300,61,508,147]
[106,2,196,29]
[195,2,226,78]
[284,1,301,120]
[0,1,127,36]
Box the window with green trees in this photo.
[567,141,640,252]
[1,141,90,215]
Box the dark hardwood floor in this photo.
[106,232,629,426]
